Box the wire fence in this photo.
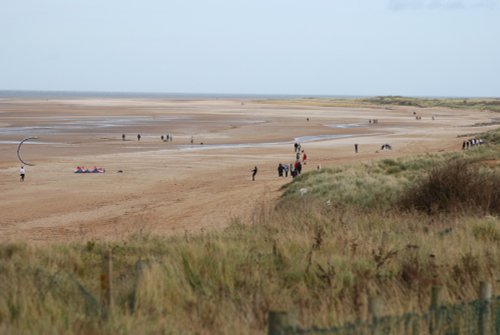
[268,283,499,335]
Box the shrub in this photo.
[399,159,500,214]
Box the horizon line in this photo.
[0,89,498,100]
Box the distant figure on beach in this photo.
[137,134,141,141]
[166,134,169,141]
[190,136,194,144]
[170,135,173,142]
[354,144,358,153]
[161,135,164,141]
[251,166,258,181]
[122,134,126,141]
[302,151,307,165]
[462,141,466,150]
[294,160,302,175]
[278,163,284,177]
[307,117,309,122]
[19,166,25,182]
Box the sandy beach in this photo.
[0,98,497,242]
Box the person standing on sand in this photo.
[137,134,141,141]
[122,134,126,141]
[251,166,258,181]
[19,166,25,182]
[355,144,358,153]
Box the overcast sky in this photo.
[1,0,499,97]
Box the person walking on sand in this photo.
[302,151,307,165]
[251,166,258,181]
[354,143,358,153]
[122,134,126,141]
[137,134,141,141]
[19,166,25,182]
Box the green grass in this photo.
[281,128,499,212]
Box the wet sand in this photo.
[0,98,497,242]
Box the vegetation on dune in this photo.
[361,96,500,112]
[399,159,500,215]
[258,96,500,113]
[0,129,499,334]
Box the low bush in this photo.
[399,159,500,214]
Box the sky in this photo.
[0,0,499,97]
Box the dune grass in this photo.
[361,96,500,113]
[258,96,500,114]
[0,129,498,334]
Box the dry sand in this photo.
[0,98,497,243]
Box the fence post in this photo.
[429,286,443,335]
[100,249,113,319]
[268,311,295,335]
[478,281,492,335]
[368,296,383,335]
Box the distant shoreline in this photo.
[0,90,366,100]
[1,90,497,100]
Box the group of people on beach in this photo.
[277,161,303,178]
[160,134,173,142]
[121,133,175,142]
[252,141,309,181]
[462,138,484,150]
[276,142,307,178]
